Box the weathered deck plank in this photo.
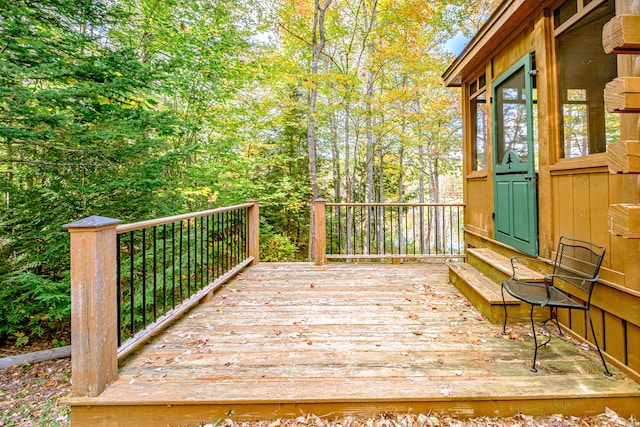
[67,263,640,426]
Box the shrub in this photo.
[260,233,298,262]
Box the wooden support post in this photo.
[63,216,121,397]
[314,199,327,265]
[247,201,260,265]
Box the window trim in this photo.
[468,73,488,173]
[554,0,607,36]
[554,0,617,159]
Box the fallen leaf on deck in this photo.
[408,312,418,320]
[440,387,453,397]
[412,330,423,336]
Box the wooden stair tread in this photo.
[448,262,518,305]
[466,248,546,282]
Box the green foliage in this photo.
[52,338,67,348]
[0,0,250,338]
[0,272,71,339]
[260,233,298,262]
[0,0,494,340]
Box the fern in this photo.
[0,271,71,338]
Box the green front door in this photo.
[492,54,538,255]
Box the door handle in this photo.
[524,175,533,181]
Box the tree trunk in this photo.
[307,0,332,262]
[364,0,377,256]
[418,140,426,253]
[344,103,353,255]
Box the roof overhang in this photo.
[442,0,540,87]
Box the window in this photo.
[555,0,618,158]
[470,75,487,171]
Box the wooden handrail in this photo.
[116,203,254,233]
[325,202,466,207]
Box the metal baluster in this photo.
[129,231,135,340]
[142,228,147,329]
[206,215,210,285]
[327,206,335,254]
[116,234,122,346]
[153,227,157,322]
[187,218,191,298]
[179,221,184,300]
[338,207,342,254]
[163,224,167,314]
[172,222,176,308]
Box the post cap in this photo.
[63,215,122,229]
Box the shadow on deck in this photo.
[67,263,640,426]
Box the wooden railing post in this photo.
[247,201,260,265]
[63,215,121,397]
[314,198,327,265]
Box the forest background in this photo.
[0,0,498,346]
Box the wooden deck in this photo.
[67,263,640,426]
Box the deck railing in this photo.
[64,202,259,397]
[313,200,465,264]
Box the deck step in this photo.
[467,247,546,283]
[447,262,518,323]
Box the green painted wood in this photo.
[492,53,538,256]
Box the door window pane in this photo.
[496,68,528,167]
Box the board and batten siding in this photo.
[451,0,640,379]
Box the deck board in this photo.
[67,263,640,426]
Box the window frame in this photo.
[469,74,488,174]
[553,0,618,159]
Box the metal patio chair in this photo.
[501,236,612,376]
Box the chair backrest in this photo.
[552,236,606,296]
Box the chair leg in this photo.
[587,309,613,377]
[529,305,538,373]
[501,285,508,334]
[550,307,563,336]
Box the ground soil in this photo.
[0,332,72,427]
[0,334,638,426]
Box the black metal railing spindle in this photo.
[141,228,147,329]
[321,202,464,262]
[115,204,256,351]
[129,231,135,339]
[116,234,122,346]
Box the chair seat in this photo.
[503,279,585,310]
